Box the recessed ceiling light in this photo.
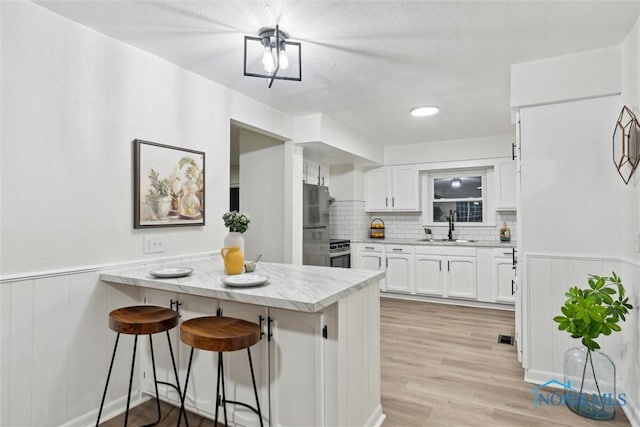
[410,106,439,117]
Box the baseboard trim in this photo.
[0,251,217,284]
[365,404,385,427]
[62,392,148,427]
[381,292,515,311]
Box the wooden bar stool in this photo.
[177,316,263,427]
[96,305,188,427]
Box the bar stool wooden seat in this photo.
[96,305,187,427]
[177,316,263,427]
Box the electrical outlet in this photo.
[144,236,165,254]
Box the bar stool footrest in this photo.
[223,399,262,416]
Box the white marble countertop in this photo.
[100,257,385,313]
[352,238,516,248]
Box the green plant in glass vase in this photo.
[553,272,633,417]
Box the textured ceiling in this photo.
[34,0,640,147]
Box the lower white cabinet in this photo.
[355,243,386,291]
[384,246,414,293]
[447,257,477,299]
[138,289,353,426]
[138,291,321,426]
[476,247,516,304]
[415,255,444,296]
[414,247,476,299]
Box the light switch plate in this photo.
[144,236,165,254]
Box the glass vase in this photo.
[224,232,245,257]
[563,347,616,420]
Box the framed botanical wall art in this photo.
[133,139,205,228]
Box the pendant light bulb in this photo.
[279,48,289,70]
[262,46,275,73]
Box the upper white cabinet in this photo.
[364,166,419,211]
[496,160,517,210]
[303,160,330,188]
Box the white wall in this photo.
[511,46,621,108]
[520,96,636,257]
[0,1,294,425]
[238,129,285,263]
[513,27,640,425]
[329,165,365,201]
[383,134,514,165]
[0,0,292,277]
[293,113,384,165]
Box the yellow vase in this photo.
[221,246,244,275]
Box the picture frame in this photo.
[133,139,205,228]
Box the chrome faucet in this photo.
[448,209,458,241]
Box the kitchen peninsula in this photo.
[100,258,385,427]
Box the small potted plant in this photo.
[423,227,433,241]
[146,169,173,219]
[222,211,250,255]
[553,272,633,420]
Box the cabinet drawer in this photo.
[492,248,515,258]
[416,246,476,257]
[385,245,414,255]
[359,243,385,253]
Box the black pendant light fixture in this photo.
[243,25,302,88]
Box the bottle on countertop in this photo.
[499,222,511,242]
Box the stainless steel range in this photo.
[329,239,351,268]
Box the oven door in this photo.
[329,251,351,268]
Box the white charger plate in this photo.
[222,273,269,287]
[149,267,193,279]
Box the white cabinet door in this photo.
[385,254,413,293]
[497,160,517,209]
[494,258,515,303]
[218,301,269,427]
[269,308,324,427]
[415,255,444,296]
[390,167,418,210]
[364,168,389,211]
[358,252,385,291]
[447,257,477,299]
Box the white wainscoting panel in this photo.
[1,254,213,427]
[525,254,640,426]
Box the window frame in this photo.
[424,169,489,226]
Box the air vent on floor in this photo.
[498,334,514,345]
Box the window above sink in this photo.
[422,168,492,226]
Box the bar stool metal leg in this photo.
[141,334,162,427]
[165,331,189,427]
[220,353,229,426]
[177,347,195,427]
[96,333,121,427]
[247,348,264,427]
[124,335,139,426]
[214,352,222,426]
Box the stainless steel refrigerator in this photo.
[302,183,330,266]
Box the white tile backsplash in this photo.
[330,201,370,240]
[366,211,517,241]
[331,201,517,242]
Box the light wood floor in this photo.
[101,298,630,426]
[380,298,629,427]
